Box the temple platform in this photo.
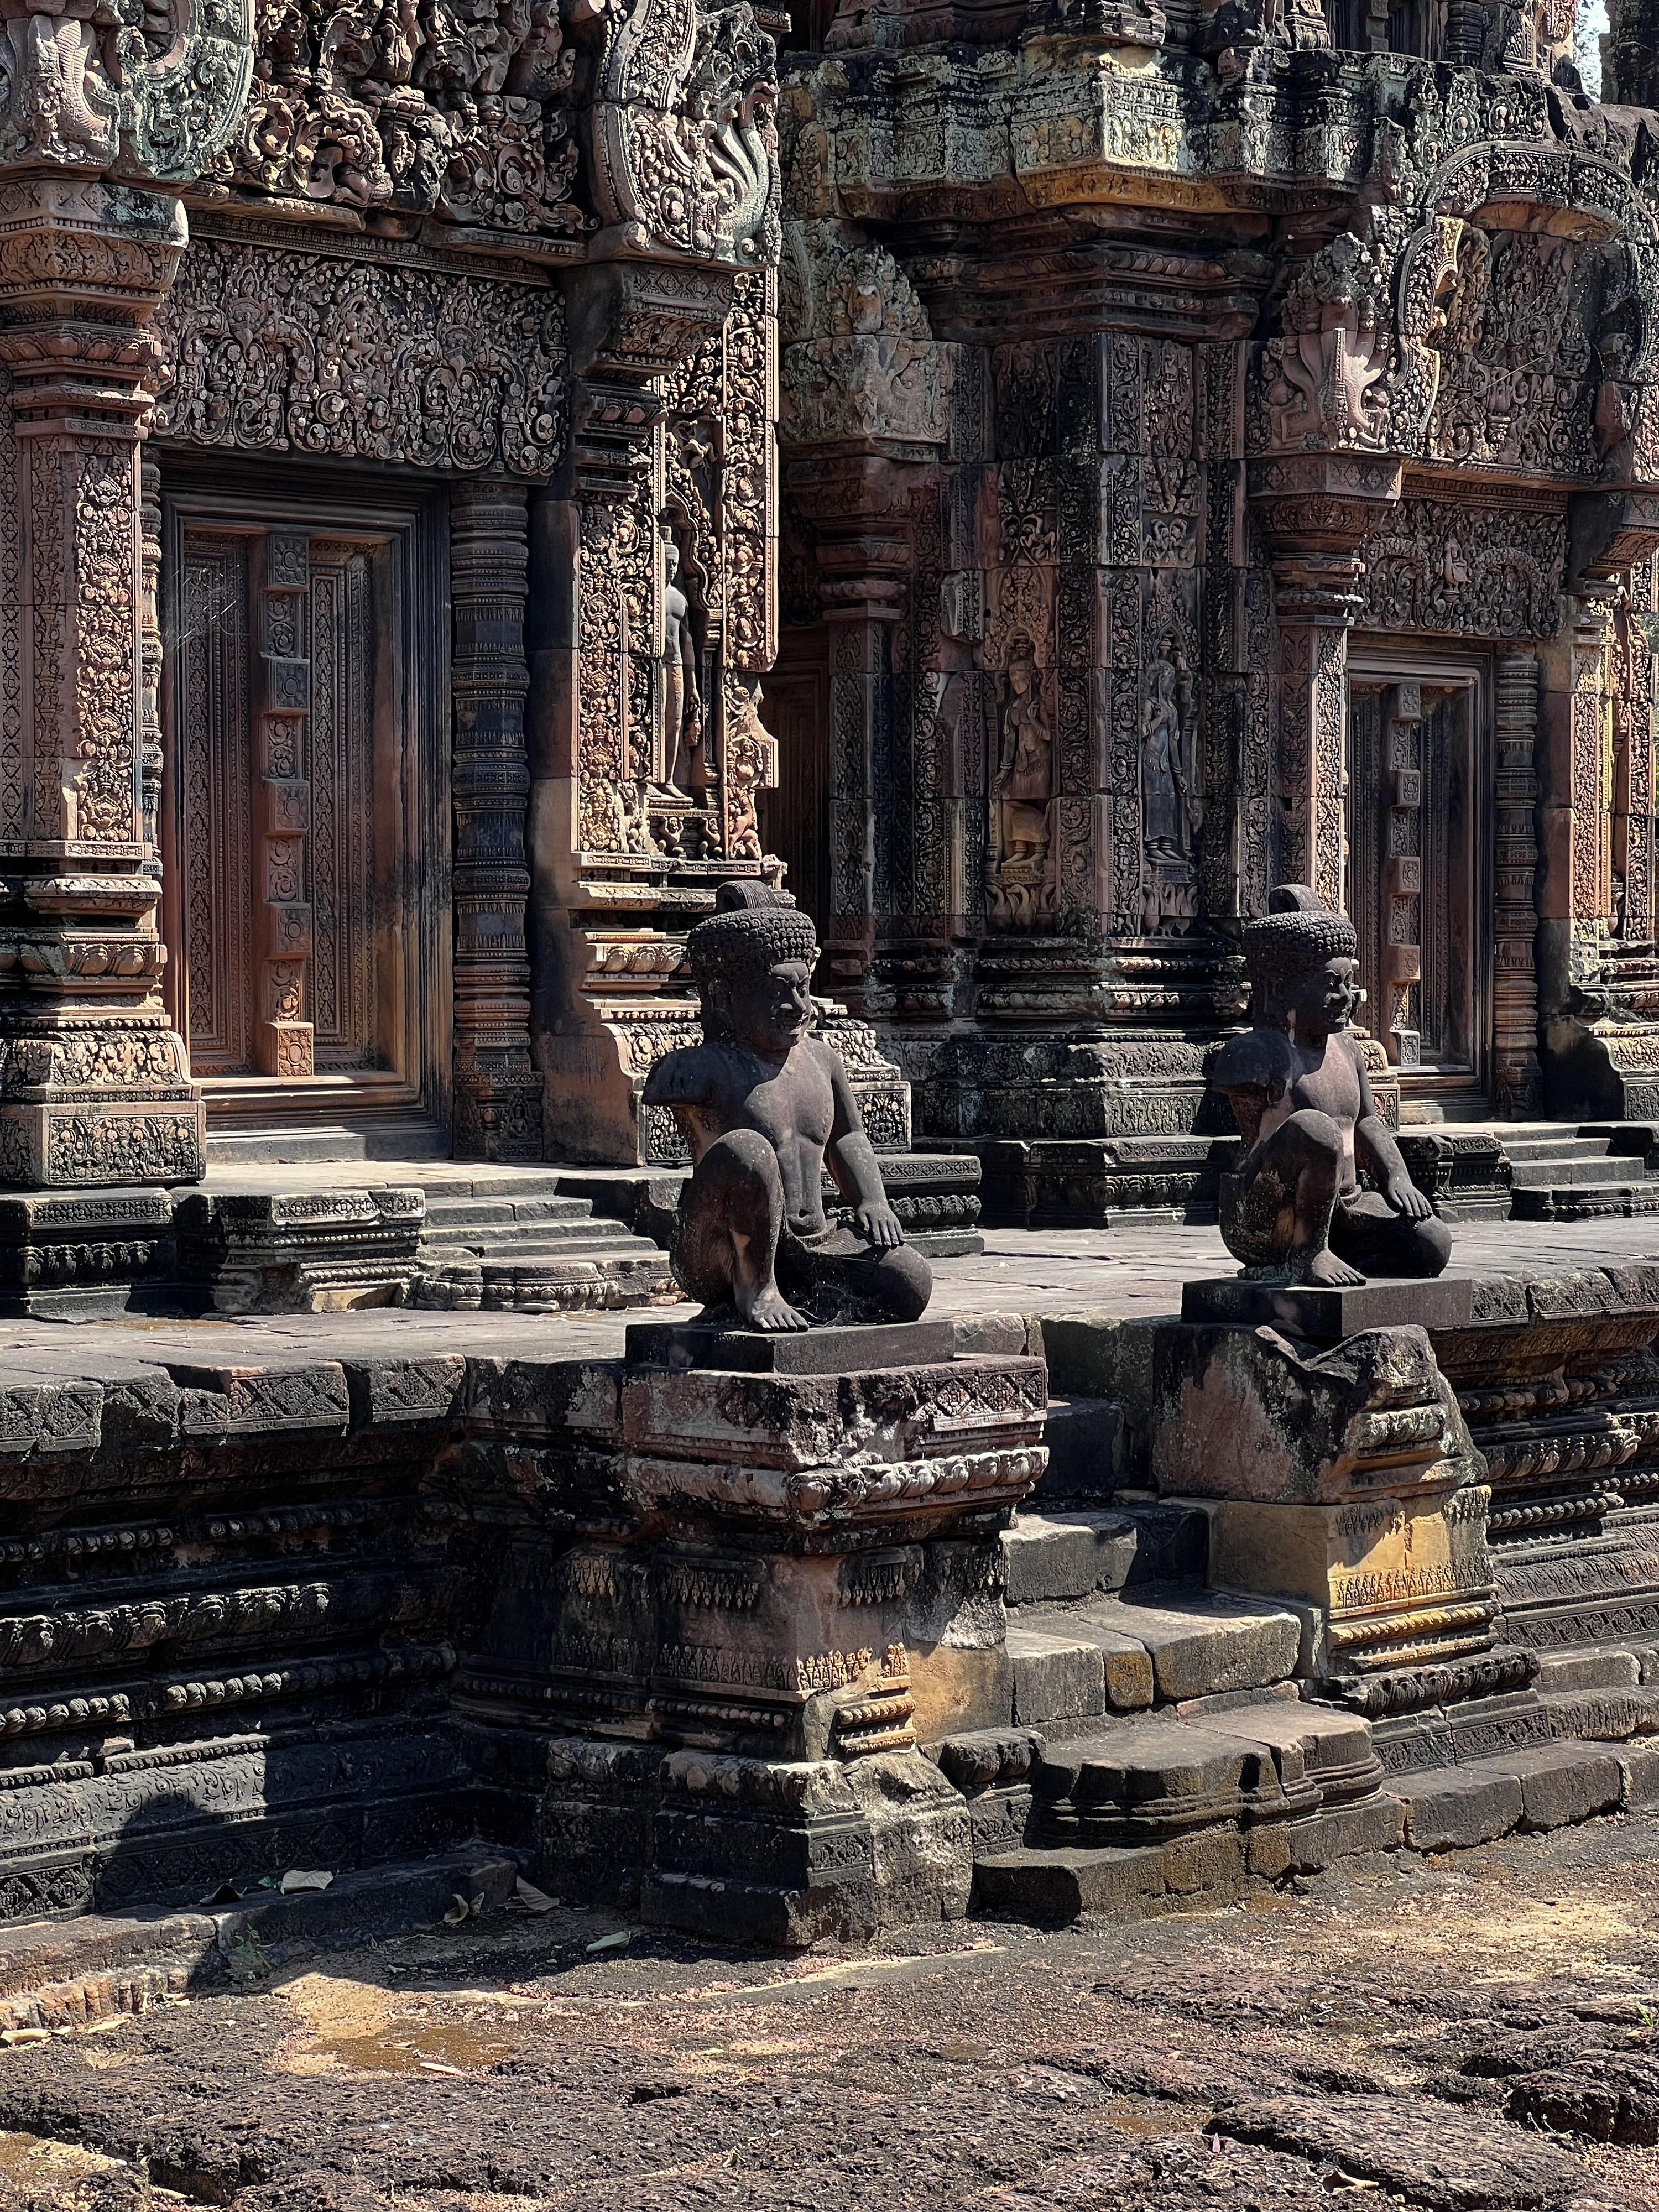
[0,1213,1652,1970]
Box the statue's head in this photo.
[686,883,819,1054]
[1242,884,1359,1043]
[662,534,681,582]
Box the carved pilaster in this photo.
[452,479,543,1163]
[530,256,782,1165]
[0,180,205,1187]
[786,456,914,1000]
[1379,682,1423,1067]
[254,532,313,1079]
[138,456,164,897]
[1493,653,1543,1118]
[1250,455,1401,919]
[1614,601,1655,947]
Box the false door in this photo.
[1347,675,1485,1097]
[166,520,415,1105]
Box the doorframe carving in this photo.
[156,455,452,1141]
[1347,641,1498,1108]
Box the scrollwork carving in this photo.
[150,237,566,474]
[205,0,580,234]
[578,0,779,266]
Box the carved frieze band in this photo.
[150,238,567,478]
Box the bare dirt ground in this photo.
[4,1816,1659,2212]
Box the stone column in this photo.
[785,456,914,1004]
[1250,455,1401,915]
[0,180,204,1187]
[1492,653,1543,1117]
[450,479,543,1162]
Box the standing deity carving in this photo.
[987,646,1055,929]
[661,528,705,802]
[1140,646,1202,933]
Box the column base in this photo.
[0,1093,205,1188]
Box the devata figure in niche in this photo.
[661,529,704,798]
[987,648,1055,927]
[644,885,932,1332]
[1211,885,1452,1288]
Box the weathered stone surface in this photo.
[1000,1509,1141,1606]
[1006,1627,1105,1726]
[1508,1744,1624,1831]
[1393,1766,1524,1852]
[1016,1609,1155,1712]
[1217,2093,1587,2208]
[1182,1275,1475,1337]
[1080,1592,1302,1702]
[624,1318,957,1375]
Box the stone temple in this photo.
[1,0,1659,1995]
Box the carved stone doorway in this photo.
[159,470,450,1152]
[1347,664,1489,1113]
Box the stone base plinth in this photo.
[538,1741,973,1946]
[174,1187,427,1313]
[1150,1317,1496,1705]
[1172,1488,1498,1684]
[0,1190,178,1317]
[1180,1273,1477,1337]
[624,1317,956,1375]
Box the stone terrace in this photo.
[0,1213,1651,1365]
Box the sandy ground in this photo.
[0,1817,1657,2208]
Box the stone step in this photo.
[975,1794,1406,1926]
[1507,1154,1637,1185]
[1533,1645,1644,1694]
[1511,1182,1659,1220]
[1391,1742,1631,1851]
[421,1219,650,1255]
[1003,1584,1301,1726]
[422,1195,595,1229]
[1500,1134,1618,1162]
[1000,1501,1207,1606]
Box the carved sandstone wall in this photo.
[776,19,1659,1148]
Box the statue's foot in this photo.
[737,1280,811,1333]
[1304,1248,1365,1288]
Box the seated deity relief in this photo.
[1211,885,1452,1288]
[643,884,932,1332]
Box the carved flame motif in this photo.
[579,0,779,264]
[0,0,253,184]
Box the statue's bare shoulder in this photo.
[1212,1024,1296,1093]
[642,1042,720,1106]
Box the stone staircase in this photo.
[931,1496,1659,1928]
[1501,1122,1659,1221]
[409,1172,674,1311]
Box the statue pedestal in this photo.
[527,1343,1048,1943]
[1180,1272,1476,1338]
[1150,1314,1506,1712]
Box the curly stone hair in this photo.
[1243,884,1357,982]
[686,884,818,993]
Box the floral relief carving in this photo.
[150,238,566,474]
[203,0,580,233]
[579,0,778,265]
[0,0,252,186]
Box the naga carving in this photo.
[577,0,779,264]
[0,0,252,184]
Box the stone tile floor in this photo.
[0,1813,1655,2208]
[2,1215,1657,1376]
